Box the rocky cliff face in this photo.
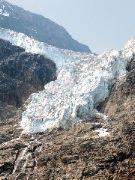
[0,53,134,180]
[0,38,24,59]
[0,0,90,53]
[0,26,134,179]
[0,39,57,121]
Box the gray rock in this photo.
[0,38,57,121]
[0,0,91,53]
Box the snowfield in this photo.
[0,27,135,134]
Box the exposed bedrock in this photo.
[0,39,57,121]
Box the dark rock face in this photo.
[0,39,57,121]
[0,38,24,60]
[0,0,90,53]
[0,57,134,179]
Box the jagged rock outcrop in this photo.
[0,54,134,180]
[0,39,57,121]
[0,38,24,60]
[0,0,90,53]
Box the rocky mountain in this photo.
[0,49,134,180]
[0,2,134,178]
[0,38,57,121]
[0,0,90,53]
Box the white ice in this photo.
[21,40,135,133]
[0,28,135,134]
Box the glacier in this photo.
[0,27,91,67]
[0,27,134,134]
[21,40,135,133]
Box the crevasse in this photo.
[0,27,134,134]
[21,40,135,133]
[0,27,90,67]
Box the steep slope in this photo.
[0,38,135,179]
[0,55,134,180]
[0,0,90,52]
[0,27,91,67]
[21,40,134,133]
[0,38,57,121]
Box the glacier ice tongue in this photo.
[1,28,134,134]
[21,43,134,133]
[0,27,90,67]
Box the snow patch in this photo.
[0,3,10,17]
[95,128,109,137]
[0,8,9,16]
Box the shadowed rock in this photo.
[0,39,57,121]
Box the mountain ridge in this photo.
[0,0,91,52]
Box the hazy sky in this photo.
[7,0,135,53]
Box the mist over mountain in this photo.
[0,0,90,52]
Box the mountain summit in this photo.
[0,0,91,52]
